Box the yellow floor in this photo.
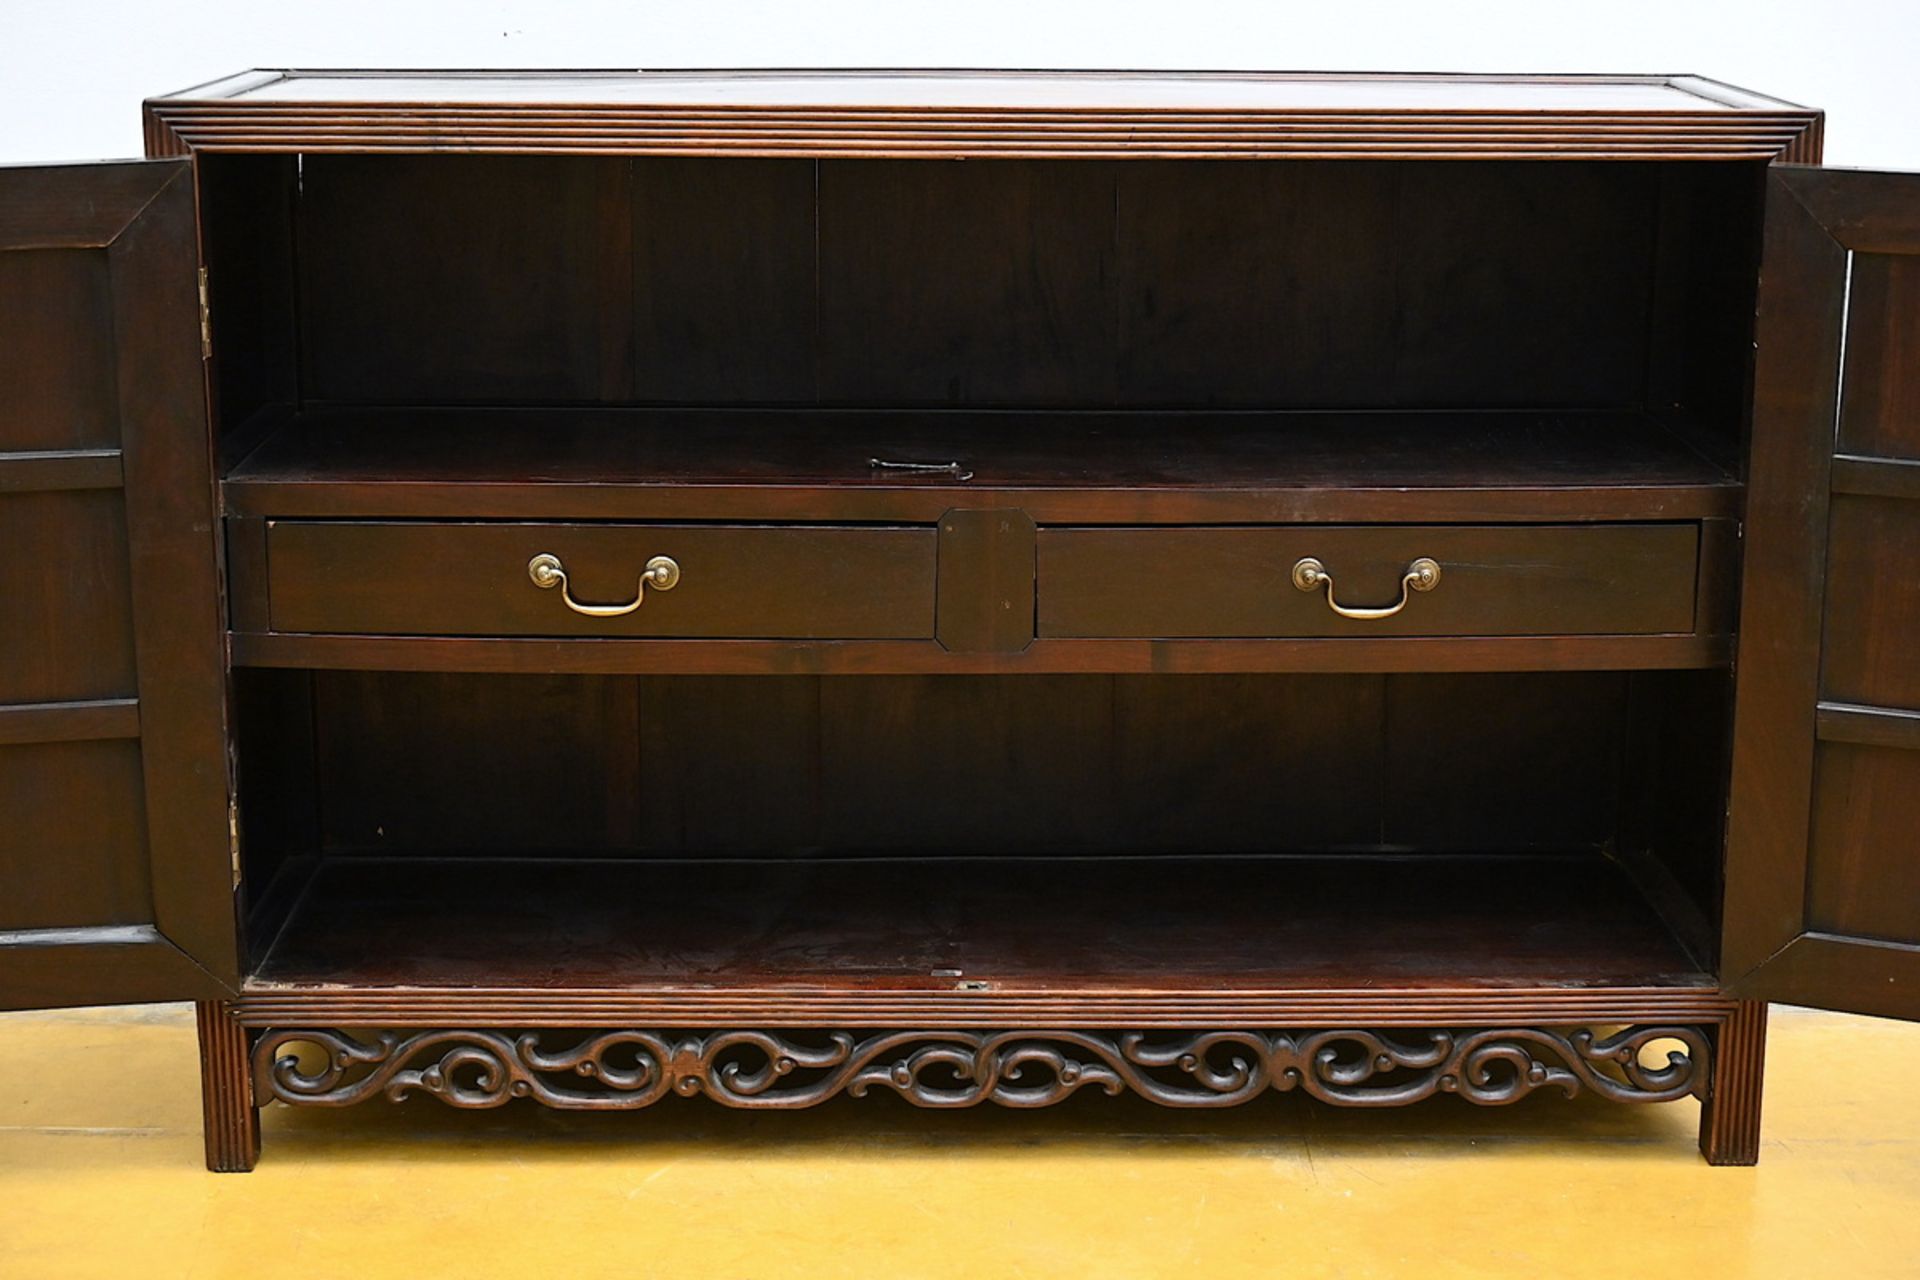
[1,1005,1916,1278]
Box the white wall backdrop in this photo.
[2,0,1918,167]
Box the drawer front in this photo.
[1038,524,1698,638]
[265,522,937,638]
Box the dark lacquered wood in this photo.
[298,155,632,402]
[1833,455,1920,501]
[0,250,118,451]
[631,158,814,402]
[0,490,138,702]
[221,407,1741,523]
[195,1002,259,1173]
[1617,669,1734,959]
[0,739,152,929]
[1643,164,1768,446]
[1721,168,1849,988]
[1805,741,1920,941]
[936,509,1036,653]
[199,156,299,435]
[230,982,1735,1032]
[1114,162,1659,409]
[819,160,1115,404]
[0,161,235,1010]
[0,698,140,746]
[224,156,1760,414]
[142,70,1821,161]
[224,516,271,634]
[312,672,641,854]
[1040,524,1699,639]
[1725,167,1920,1022]
[265,521,937,639]
[1817,702,1920,750]
[43,68,1902,1166]
[261,671,1643,864]
[1819,495,1920,706]
[228,632,1735,676]
[251,853,1710,991]
[1699,1000,1767,1165]
[1835,252,1920,460]
[229,668,317,945]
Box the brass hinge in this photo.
[197,266,212,359]
[227,796,241,887]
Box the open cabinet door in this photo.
[0,162,237,1009]
[1726,166,1920,1018]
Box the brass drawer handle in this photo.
[527,552,680,617]
[1292,556,1441,620]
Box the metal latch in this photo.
[870,457,973,482]
[197,266,212,359]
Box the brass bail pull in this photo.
[1291,556,1441,621]
[528,552,680,617]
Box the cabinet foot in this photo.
[1699,1001,1767,1166]
[196,1001,260,1173]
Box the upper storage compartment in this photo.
[205,154,1765,518]
[208,154,1765,419]
[199,151,1766,673]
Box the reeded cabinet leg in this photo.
[195,1001,260,1173]
[1699,1001,1767,1166]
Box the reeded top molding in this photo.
[144,69,1823,161]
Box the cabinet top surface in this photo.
[163,69,1802,112]
[144,70,1821,159]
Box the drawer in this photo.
[264,522,937,638]
[1038,524,1698,638]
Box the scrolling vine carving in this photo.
[252,1026,1708,1111]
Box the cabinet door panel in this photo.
[1725,166,1920,1018]
[1819,495,1920,708]
[0,161,236,1010]
[1805,742,1920,945]
[0,249,119,450]
[0,491,138,703]
[1835,253,1920,460]
[0,740,151,931]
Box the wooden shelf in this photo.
[248,852,1712,996]
[222,406,1740,524]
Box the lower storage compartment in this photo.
[234,668,1732,995]
[249,850,1709,991]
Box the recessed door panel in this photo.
[1725,166,1920,1020]
[0,161,236,1010]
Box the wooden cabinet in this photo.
[0,70,1911,1170]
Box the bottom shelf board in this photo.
[248,853,1711,992]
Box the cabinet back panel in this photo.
[311,671,641,853]
[299,155,632,402]
[630,157,816,403]
[289,156,1688,411]
[272,671,1633,858]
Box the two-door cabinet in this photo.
[1,70,1915,1170]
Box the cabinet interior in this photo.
[205,152,1766,991]
[234,669,1729,987]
